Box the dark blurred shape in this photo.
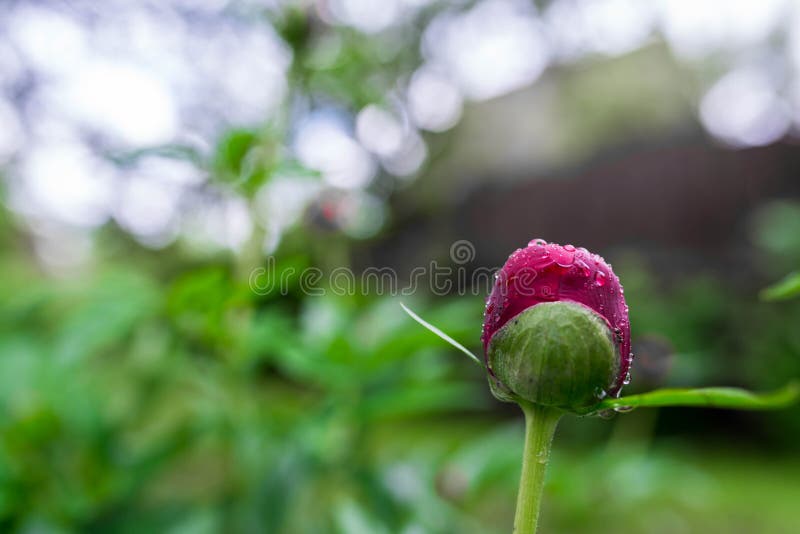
[630,334,675,390]
[464,140,800,264]
[377,139,800,288]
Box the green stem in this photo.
[513,403,562,534]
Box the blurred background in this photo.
[1,0,800,532]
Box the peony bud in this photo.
[403,237,794,534]
[482,239,631,411]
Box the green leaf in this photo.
[760,271,800,301]
[360,382,484,421]
[582,382,800,415]
[399,303,483,366]
[215,129,259,177]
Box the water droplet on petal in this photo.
[594,271,607,287]
[529,238,547,246]
[549,245,575,267]
[574,259,591,277]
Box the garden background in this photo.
[1,1,799,532]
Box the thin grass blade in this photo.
[400,302,483,366]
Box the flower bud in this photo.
[482,240,631,411]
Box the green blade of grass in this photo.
[583,382,800,415]
[400,302,483,366]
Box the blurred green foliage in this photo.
[2,198,800,532]
[0,215,491,531]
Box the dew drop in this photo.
[613,405,635,414]
[594,271,607,287]
[623,371,631,385]
[529,238,547,246]
[594,387,608,400]
[575,259,591,277]
[563,244,576,252]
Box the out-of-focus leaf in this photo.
[215,130,257,174]
[212,128,280,195]
[272,7,311,54]
[361,382,484,421]
[54,271,161,362]
[247,308,350,388]
[166,267,234,347]
[760,271,800,301]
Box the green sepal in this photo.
[487,301,619,411]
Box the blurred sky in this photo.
[2,0,800,267]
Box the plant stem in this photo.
[513,403,562,534]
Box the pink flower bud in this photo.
[482,239,632,400]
